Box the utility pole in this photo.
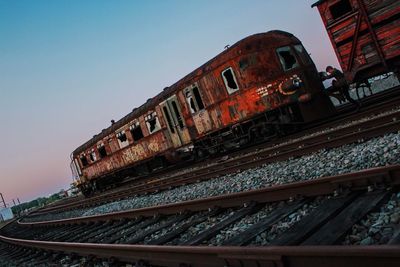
[13,198,21,217]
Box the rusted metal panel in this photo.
[197,73,223,108]
[209,51,308,128]
[192,110,213,135]
[313,0,400,81]
[80,129,171,181]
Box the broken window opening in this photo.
[116,131,129,149]
[129,123,144,141]
[117,132,127,142]
[329,0,352,20]
[148,119,157,132]
[89,151,97,162]
[145,112,161,134]
[221,67,239,94]
[193,87,205,110]
[185,91,196,113]
[294,44,312,65]
[277,47,299,71]
[80,155,88,167]
[162,106,175,133]
[189,97,197,113]
[171,100,184,129]
[185,85,205,114]
[98,145,107,158]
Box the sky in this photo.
[0,0,339,204]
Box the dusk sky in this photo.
[0,0,339,204]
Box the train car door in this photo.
[160,95,191,147]
[184,84,213,135]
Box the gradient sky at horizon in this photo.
[0,0,339,204]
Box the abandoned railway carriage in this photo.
[70,31,335,195]
[312,0,400,83]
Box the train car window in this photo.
[277,47,299,71]
[89,150,97,162]
[329,0,352,20]
[186,91,197,113]
[116,131,129,149]
[294,45,312,65]
[145,112,161,134]
[193,87,205,110]
[129,121,144,141]
[162,106,175,133]
[171,100,184,129]
[97,144,107,158]
[80,155,88,167]
[185,85,205,114]
[221,67,239,94]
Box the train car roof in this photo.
[72,30,298,156]
[311,0,328,8]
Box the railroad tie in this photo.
[182,202,260,246]
[80,220,123,243]
[125,213,191,244]
[270,192,360,245]
[222,200,308,246]
[147,209,221,245]
[302,190,391,245]
[60,222,97,242]
[107,215,164,244]
[43,224,83,242]
[38,224,73,241]
[99,217,146,244]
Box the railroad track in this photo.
[34,86,400,216]
[30,100,400,219]
[1,165,400,266]
[2,86,400,266]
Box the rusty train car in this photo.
[312,0,400,83]
[70,31,335,195]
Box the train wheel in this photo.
[194,147,208,161]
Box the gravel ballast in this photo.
[81,132,400,217]
[24,130,400,223]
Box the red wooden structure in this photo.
[312,0,400,82]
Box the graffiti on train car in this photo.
[122,144,146,163]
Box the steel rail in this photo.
[18,164,400,226]
[0,236,399,267]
